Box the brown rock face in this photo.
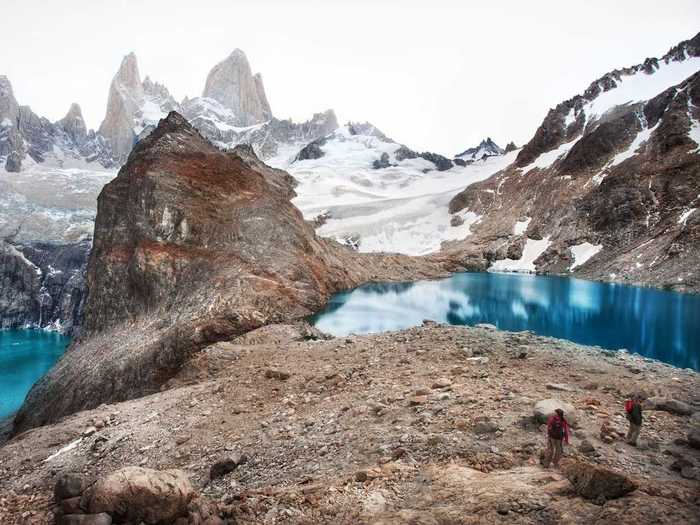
[13,112,452,433]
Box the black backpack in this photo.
[549,417,564,439]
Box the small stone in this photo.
[82,426,98,437]
[174,434,191,445]
[61,496,84,514]
[496,502,510,515]
[578,439,596,453]
[58,514,112,525]
[688,428,700,450]
[264,368,291,380]
[431,378,452,389]
[355,470,368,482]
[546,383,576,392]
[55,472,84,501]
[409,396,428,406]
[210,453,247,480]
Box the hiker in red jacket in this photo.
[543,408,570,468]
[625,394,644,446]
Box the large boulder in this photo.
[689,427,700,450]
[561,459,637,501]
[644,397,693,416]
[533,399,578,427]
[84,467,194,524]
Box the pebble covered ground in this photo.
[0,323,698,524]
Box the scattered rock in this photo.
[210,453,248,480]
[688,427,700,450]
[55,473,84,501]
[265,368,291,381]
[561,458,637,501]
[578,439,596,453]
[546,383,577,392]
[431,377,452,389]
[61,496,83,514]
[58,514,112,525]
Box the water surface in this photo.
[312,273,700,371]
[0,330,69,419]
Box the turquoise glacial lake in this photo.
[0,330,69,419]
[312,272,700,371]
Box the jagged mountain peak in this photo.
[114,52,142,95]
[456,137,505,161]
[58,102,87,141]
[202,49,272,126]
[0,75,19,121]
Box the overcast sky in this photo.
[2,0,699,155]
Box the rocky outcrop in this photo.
[202,49,272,126]
[447,32,700,292]
[0,240,88,334]
[12,112,452,433]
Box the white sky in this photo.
[2,0,699,155]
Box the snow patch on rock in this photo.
[489,237,552,273]
[569,242,603,271]
[513,218,531,236]
[520,138,580,174]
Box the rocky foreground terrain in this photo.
[1,323,698,524]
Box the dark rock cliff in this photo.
[0,240,88,334]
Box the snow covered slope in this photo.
[282,125,519,255]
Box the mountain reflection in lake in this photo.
[311,273,700,371]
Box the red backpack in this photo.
[625,399,634,414]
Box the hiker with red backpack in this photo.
[543,408,570,468]
[625,394,644,446]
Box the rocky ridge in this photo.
[447,32,700,292]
